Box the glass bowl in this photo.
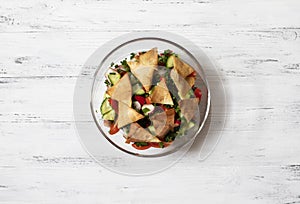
[90,37,210,157]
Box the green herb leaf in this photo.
[164,132,177,142]
[159,142,164,148]
[175,106,181,113]
[120,59,130,72]
[135,142,148,147]
[104,79,111,86]
[142,107,150,114]
[130,52,136,60]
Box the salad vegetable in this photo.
[99,48,202,150]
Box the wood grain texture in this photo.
[1,0,300,203]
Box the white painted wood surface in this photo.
[1,0,300,203]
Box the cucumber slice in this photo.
[132,83,145,95]
[178,120,195,136]
[104,93,110,98]
[135,88,145,95]
[108,72,121,85]
[142,104,154,115]
[102,109,115,121]
[148,125,156,135]
[100,98,112,115]
[187,121,195,129]
[166,55,175,68]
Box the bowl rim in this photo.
[90,35,211,157]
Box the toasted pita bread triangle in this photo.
[139,48,158,67]
[127,48,158,92]
[150,109,175,140]
[117,102,144,129]
[173,56,194,78]
[185,75,196,87]
[106,73,132,106]
[170,69,192,99]
[179,98,199,122]
[127,61,139,71]
[131,66,155,92]
[124,123,161,143]
[149,78,174,105]
[106,85,116,96]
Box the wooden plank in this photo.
[1,0,300,203]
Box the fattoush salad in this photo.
[100,48,202,150]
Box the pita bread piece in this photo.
[127,48,158,92]
[178,98,199,122]
[124,123,161,143]
[150,108,175,140]
[185,75,196,87]
[173,56,195,78]
[170,69,192,99]
[106,73,132,106]
[139,48,158,67]
[131,66,156,92]
[117,102,144,129]
[149,78,174,105]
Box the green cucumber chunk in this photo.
[100,98,112,115]
[108,72,121,85]
[148,125,156,135]
[132,83,145,95]
[102,109,115,121]
[135,88,145,95]
[187,121,195,129]
[166,55,175,68]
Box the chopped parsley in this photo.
[104,79,111,86]
[120,58,130,72]
[130,52,136,60]
[135,142,149,147]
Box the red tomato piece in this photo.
[188,71,197,77]
[109,98,118,113]
[145,97,152,104]
[134,95,146,105]
[162,142,171,148]
[194,88,202,101]
[109,123,119,135]
[149,142,161,148]
[175,120,181,126]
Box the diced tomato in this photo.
[188,71,197,77]
[175,120,181,126]
[109,123,119,135]
[194,88,202,101]
[134,95,146,105]
[162,142,171,148]
[132,143,151,150]
[145,97,152,104]
[119,70,126,77]
[149,142,161,148]
[159,77,166,82]
[108,99,118,113]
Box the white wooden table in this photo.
[1,0,300,203]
